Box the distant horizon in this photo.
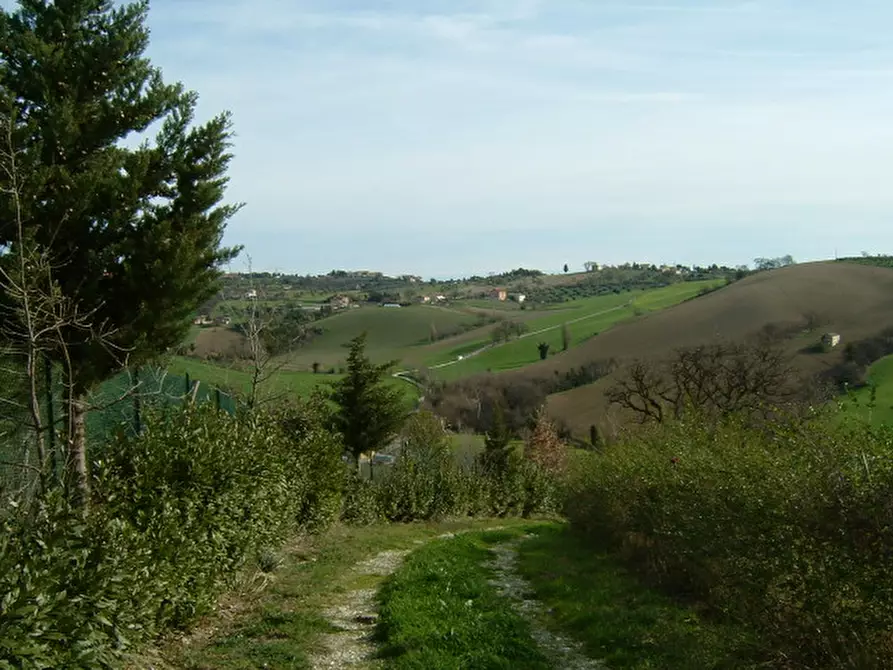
[224,251,880,282]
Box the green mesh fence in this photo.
[0,365,238,497]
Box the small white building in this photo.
[822,332,842,349]
[244,289,257,299]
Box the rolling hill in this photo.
[428,281,723,380]
[492,262,893,437]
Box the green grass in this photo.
[165,356,419,407]
[516,523,766,669]
[457,299,524,311]
[166,356,337,396]
[281,305,484,368]
[375,525,551,670]
[157,519,529,669]
[432,281,723,379]
[836,354,893,427]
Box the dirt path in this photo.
[488,536,606,670]
[310,528,506,669]
[310,549,411,669]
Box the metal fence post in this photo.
[132,366,142,435]
[44,357,56,479]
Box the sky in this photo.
[12,1,893,277]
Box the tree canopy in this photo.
[0,0,242,392]
[0,0,242,503]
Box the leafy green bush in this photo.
[340,470,384,526]
[339,411,562,525]
[376,412,469,521]
[565,413,893,668]
[0,402,343,668]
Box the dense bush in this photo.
[565,413,893,668]
[844,327,893,368]
[0,403,343,668]
[550,359,617,393]
[340,412,562,525]
[426,377,551,434]
[376,412,466,521]
[817,327,893,391]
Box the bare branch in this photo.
[607,341,801,426]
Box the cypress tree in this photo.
[0,0,242,506]
[481,402,513,475]
[331,333,407,470]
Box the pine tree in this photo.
[0,0,241,505]
[331,333,407,470]
[480,402,513,475]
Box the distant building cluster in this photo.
[192,315,232,327]
[417,294,448,304]
[487,288,525,303]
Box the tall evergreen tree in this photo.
[0,0,241,505]
[331,333,407,470]
[480,402,513,475]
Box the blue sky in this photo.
[14,1,893,276]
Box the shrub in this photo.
[377,412,468,522]
[339,411,562,525]
[565,413,893,668]
[524,407,568,475]
[0,403,343,668]
[340,470,383,526]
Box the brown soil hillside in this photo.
[502,262,893,438]
[192,327,249,359]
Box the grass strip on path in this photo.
[154,519,526,670]
[516,522,768,670]
[375,525,553,670]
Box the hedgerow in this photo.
[565,412,893,668]
[0,402,343,668]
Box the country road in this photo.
[426,301,630,370]
[392,300,632,387]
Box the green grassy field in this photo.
[278,305,485,369]
[836,354,893,427]
[458,299,525,311]
[517,524,764,669]
[166,356,419,407]
[431,281,723,379]
[376,527,552,669]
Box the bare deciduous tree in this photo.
[1,102,141,501]
[606,341,800,425]
[241,257,309,410]
[0,106,100,495]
